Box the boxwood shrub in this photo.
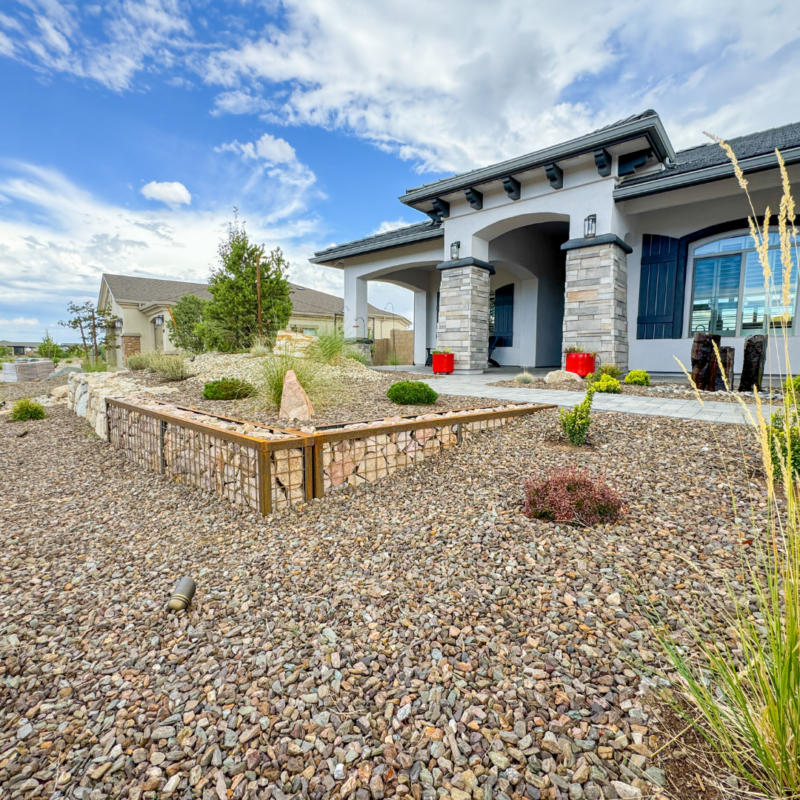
[386,381,438,405]
[624,369,651,386]
[11,398,47,421]
[202,377,257,400]
[592,375,621,393]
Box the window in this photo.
[689,232,799,336]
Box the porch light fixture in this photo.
[154,315,164,326]
[584,215,597,239]
[115,319,123,330]
[450,241,460,260]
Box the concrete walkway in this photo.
[376,368,752,425]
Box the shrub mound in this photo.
[126,353,152,370]
[767,409,800,478]
[152,354,189,381]
[592,375,621,393]
[624,369,651,386]
[784,375,800,396]
[524,466,624,526]
[514,371,535,385]
[11,398,47,421]
[202,377,257,400]
[560,387,593,445]
[386,381,438,405]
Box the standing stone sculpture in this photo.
[279,369,314,421]
[691,333,721,391]
[739,334,768,393]
[715,346,736,391]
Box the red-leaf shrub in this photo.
[523,467,624,526]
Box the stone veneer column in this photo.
[122,334,142,360]
[561,235,631,371]
[436,257,494,374]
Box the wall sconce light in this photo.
[450,241,461,260]
[115,319,123,331]
[584,215,597,239]
[154,315,164,326]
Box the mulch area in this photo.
[0,392,766,800]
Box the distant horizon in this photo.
[1,0,799,341]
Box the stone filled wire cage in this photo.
[106,399,554,516]
[106,400,313,514]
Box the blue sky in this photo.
[1,0,799,342]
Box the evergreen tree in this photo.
[203,212,293,351]
[166,295,208,353]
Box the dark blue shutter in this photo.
[493,284,514,346]
[637,235,684,339]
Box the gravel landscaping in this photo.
[0,378,765,800]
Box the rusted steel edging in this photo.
[308,403,555,445]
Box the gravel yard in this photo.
[0,388,763,800]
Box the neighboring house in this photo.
[312,111,800,374]
[0,340,39,355]
[98,273,410,363]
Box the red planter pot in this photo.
[432,352,455,374]
[565,352,595,377]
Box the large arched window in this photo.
[689,231,799,336]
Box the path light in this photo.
[584,215,597,239]
[167,577,196,611]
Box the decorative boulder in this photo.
[545,370,585,386]
[691,333,721,391]
[739,334,768,392]
[279,369,314,421]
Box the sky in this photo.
[1,0,800,343]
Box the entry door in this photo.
[154,321,164,352]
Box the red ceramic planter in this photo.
[565,352,595,377]
[432,353,455,374]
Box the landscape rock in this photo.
[279,368,315,421]
[545,369,585,386]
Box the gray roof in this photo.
[0,340,40,348]
[103,274,212,305]
[615,120,800,200]
[101,273,402,320]
[311,220,443,264]
[399,110,674,206]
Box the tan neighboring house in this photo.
[98,273,410,364]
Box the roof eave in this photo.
[311,228,444,265]
[399,114,676,207]
[614,145,800,201]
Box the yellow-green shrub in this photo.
[624,369,651,386]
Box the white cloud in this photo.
[0,162,348,340]
[373,219,415,235]
[211,90,270,116]
[141,180,192,209]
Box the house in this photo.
[312,111,800,374]
[98,273,410,363]
[0,340,40,356]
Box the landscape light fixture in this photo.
[167,576,196,611]
[450,241,460,260]
[584,215,597,239]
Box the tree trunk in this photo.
[691,333,721,391]
[256,253,263,340]
[715,346,735,391]
[738,334,768,393]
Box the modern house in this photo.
[98,274,410,363]
[312,111,800,374]
[0,340,40,356]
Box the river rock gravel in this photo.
[0,398,763,800]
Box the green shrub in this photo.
[624,369,651,386]
[386,352,402,366]
[81,358,108,373]
[307,328,346,364]
[767,409,800,479]
[202,378,257,400]
[597,363,622,380]
[10,398,46,421]
[564,345,584,354]
[386,381,438,405]
[514,371,535,385]
[150,354,189,381]
[126,352,153,370]
[560,387,593,446]
[262,355,321,408]
[592,375,621,393]
[345,348,368,365]
[784,375,800,396]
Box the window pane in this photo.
[695,240,720,255]
[716,256,740,333]
[741,252,767,332]
[690,258,715,333]
[719,235,748,252]
[769,248,799,331]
